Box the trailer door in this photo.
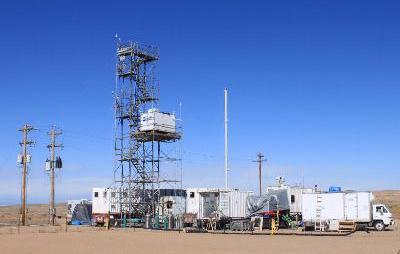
[219,191,230,217]
[345,192,372,222]
[345,192,358,220]
[356,192,372,222]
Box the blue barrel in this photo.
[329,186,341,192]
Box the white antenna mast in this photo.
[224,88,229,190]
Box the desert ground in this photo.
[0,204,67,226]
[0,191,399,254]
[0,228,399,254]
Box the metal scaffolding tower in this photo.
[112,40,181,223]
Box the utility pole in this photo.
[253,153,266,196]
[47,126,63,225]
[18,124,36,226]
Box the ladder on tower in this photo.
[315,194,325,231]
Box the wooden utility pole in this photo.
[47,126,63,225]
[18,124,36,226]
[253,153,266,196]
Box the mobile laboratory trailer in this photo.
[186,188,253,219]
[266,176,315,216]
[302,191,394,231]
[267,185,314,215]
[92,187,186,226]
[92,188,112,225]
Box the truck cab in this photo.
[372,204,394,231]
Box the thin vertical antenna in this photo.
[179,102,183,191]
[179,102,182,121]
[224,88,228,190]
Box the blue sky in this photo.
[0,1,399,204]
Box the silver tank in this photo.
[144,214,152,229]
[168,214,174,229]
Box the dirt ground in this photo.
[0,228,399,254]
[0,204,66,225]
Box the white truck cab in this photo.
[372,204,394,231]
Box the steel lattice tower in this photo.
[112,40,181,222]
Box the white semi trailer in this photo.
[302,192,394,231]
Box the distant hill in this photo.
[373,190,400,219]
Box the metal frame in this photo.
[112,40,181,223]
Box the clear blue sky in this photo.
[0,1,399,204]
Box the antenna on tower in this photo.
[114,33,121,44]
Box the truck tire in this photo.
[374,221,385,231]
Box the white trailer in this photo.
[302,192,395,231]
[302,192,346,221]
[158,189,186,216]
[186,188,253,219]
[92,187,187,225]
[92,187,113,225]
[267,185,314,214]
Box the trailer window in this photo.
[291,195,295,203]
[382,207,388,213]
[190,192,195,198]
[166,201,173,209]
[94,192,99,198]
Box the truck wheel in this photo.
[374,221,385,231]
